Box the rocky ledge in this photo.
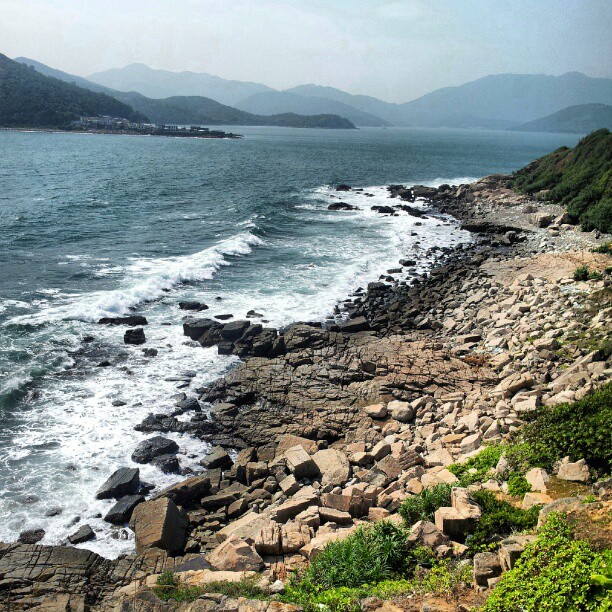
[1,176,610,611]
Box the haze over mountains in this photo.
[9,56,612,133]
[87,63,612,130]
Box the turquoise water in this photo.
[0,126,580,555]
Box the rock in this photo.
[557,458,590,483]
[217,512,271,544]
[207,535,264,571]
[131,436,179,464]
[338,316,371,333]
[95,467,140,500]
[270,487,320,523]
[434,488,481,541]
[179,301,209,311]
[474,552,502,587]
[364,403,387,419]
[328,202,359,211]
[525,468,550,492]
[124,328,146,345]
[129,497,189,554]
[537,497,583,528]
[183,318,222,341]
[99,315,148,326]
[154,474,211,506]
[17,528,45,544]
[312,449,351,486]
[387,400,413,423]
[522,492,553,510]
[498,535,537,571]
[284,445,318,479]
[336,184,352,191]
[372,205,396,215]
[68,524,95,544]
[201,446,233,469]
[407,521,450,549]
[276,435,318,456]
[279,475,301,496]
[151,454,181,474]
[530,213,554,228]
[319,507,353,525]
[104,495,144,524]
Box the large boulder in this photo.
[207,535,263,572]
[557,458,590,483]
[276,434,318,457]
[406,520,449,549]
[312,449,351,486]
[153,474,211,507]
[95,468,140,500]
[104,495,144,524]
[200,446,233,469]
[474,552,502,587]
[124,328,146,345]
[284,445,318,479]
[129,497,188,554]
[99,315,148,326]
[68,525,95,545]
[131,436,179,464]
[434,487,481,541]
[525,467,550,492]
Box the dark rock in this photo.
[124,328,146,345]
[142,348,158,357]
[131,436,179,464]
[328,202,359,211]
[95,467,140,500]
[104,495,145,524]
[215,314,233,320]
[154,474,211,507]
[201,446,234,469]
[179,301,209,311]
[335,184,351,191]
[246,310,264,318]
[112,399,127,407]
[220,320,251,340]
[68,524,95,544]
[17,529,45,544]
[338,316,371,333]
[152,454,181,474]
[99,316,148,326]
[371,205,396,214]
[176,397,201,412]
[183,318,222,341]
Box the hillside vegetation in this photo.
[515,103,612,134]
[0,54,146,127]
[513,129,612,233]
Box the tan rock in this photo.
[364,403,387,418]
[129,497,188,555]
[284,445,318,478]
[407,520,450,548]
[207,535,264,571]
[312,449,351,486]
[216,511,270,544]
[525,467,550,492]
[558,459,590,483]
[522,492,553,510]
[276,435,318,456]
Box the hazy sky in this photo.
[1,0,610,102]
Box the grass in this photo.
[447,445,503,487]
[398,483,452,525]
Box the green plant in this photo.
[464,490,540,554]
[482,513,611,611]
[398,483,452,525]
[582,494,597,504]
[448,445,503,487]
[516,383,612,474]
[574,265,591,281]
[592,242,612,255]
[298,521,418,590]
[506,473,532,498]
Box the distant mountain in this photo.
[395,72,612,128]
[236,91,389,127]
[15,57,355,129]
[88,63,273,106]
[514,103,612,134]
[0,54,146,127]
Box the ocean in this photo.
[0,126,581,557]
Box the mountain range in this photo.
[9,56,612,132]
[87,63,612,130]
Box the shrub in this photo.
[516,383,612,473]
[592,242,612,255]
[448,445,503,486]
[464,490,540,555]
[398,484,452,525]
[482,514,611,611]
[506,473,531,498]
[574,265,591,281]
[298,521,419,590]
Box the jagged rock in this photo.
[312,449,351,486]
[131,436,179,464]
[124,328,146,345]
[99,315,148,326]
[153,474,211,506]
[129,497,188,554]
[104,495,144,524]
[276,434,318,456]
[474,552,503,587]
[270,487,320,523]
[557,458,590,483]
[95,467,140,500]
[207,535,263,571]
[525,467,550,492]
[434,488,481,541]
[18,529,45,544]
[68,524,95,544]
[217,512,271,544]
[498,535,537,571]
[201,446,233,469]
[407,521,450,549]
[284,445,318,479]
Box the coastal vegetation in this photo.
[512,128,612,233]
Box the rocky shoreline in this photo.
[1,175,610,611]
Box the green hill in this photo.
[513,128,612,233]
[515,103,612,134]
[0,54,146,127]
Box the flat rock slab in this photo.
[95,467,140,500]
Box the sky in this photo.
[1,0,610,103]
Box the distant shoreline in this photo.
[0,126,243,139]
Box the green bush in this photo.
[574,265,591,281]
[482,514,612,611]
[298,521,423,590]
[464,490,540,555]
[398,483,452,525]
[448,445,503,486]
[506,473,531,498]
[592,242,612,255]
[516,383,612,473]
